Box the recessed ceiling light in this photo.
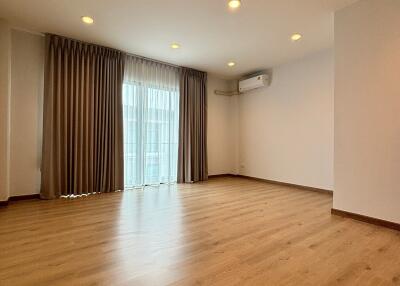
[81,16,94,24]
[227,61,236,67]
[228,0,241,9]
[291,33,302,41]
[171,43,180,49]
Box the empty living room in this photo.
[0,0,399,285]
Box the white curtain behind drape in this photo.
[123,55,180,188]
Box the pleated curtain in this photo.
[178,68,208,183]
[41,34,125,199]
[123,55,180,187]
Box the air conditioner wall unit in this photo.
[239,74,269,93]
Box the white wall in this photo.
[207,74,238,176]
[238,49,334,190]
[0,19,11,201]
[334,0,400,223]
[9,29,44,196]
[0,25,44,200]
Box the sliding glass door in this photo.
[122,57,180,188]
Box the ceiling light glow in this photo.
[170,43,180,49]
[228,0,241,9]
[291,33,302,41]
[81,16,94,24]
[227,61,236,67]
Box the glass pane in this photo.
[122,82,179,188]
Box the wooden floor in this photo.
[1,177,400,286]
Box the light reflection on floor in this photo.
[116,184,185,281]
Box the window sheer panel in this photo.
[123,56,179,188]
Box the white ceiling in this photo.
[0,0,357,78]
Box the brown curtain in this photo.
[177,68,208,183]
[41,34,125,199]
